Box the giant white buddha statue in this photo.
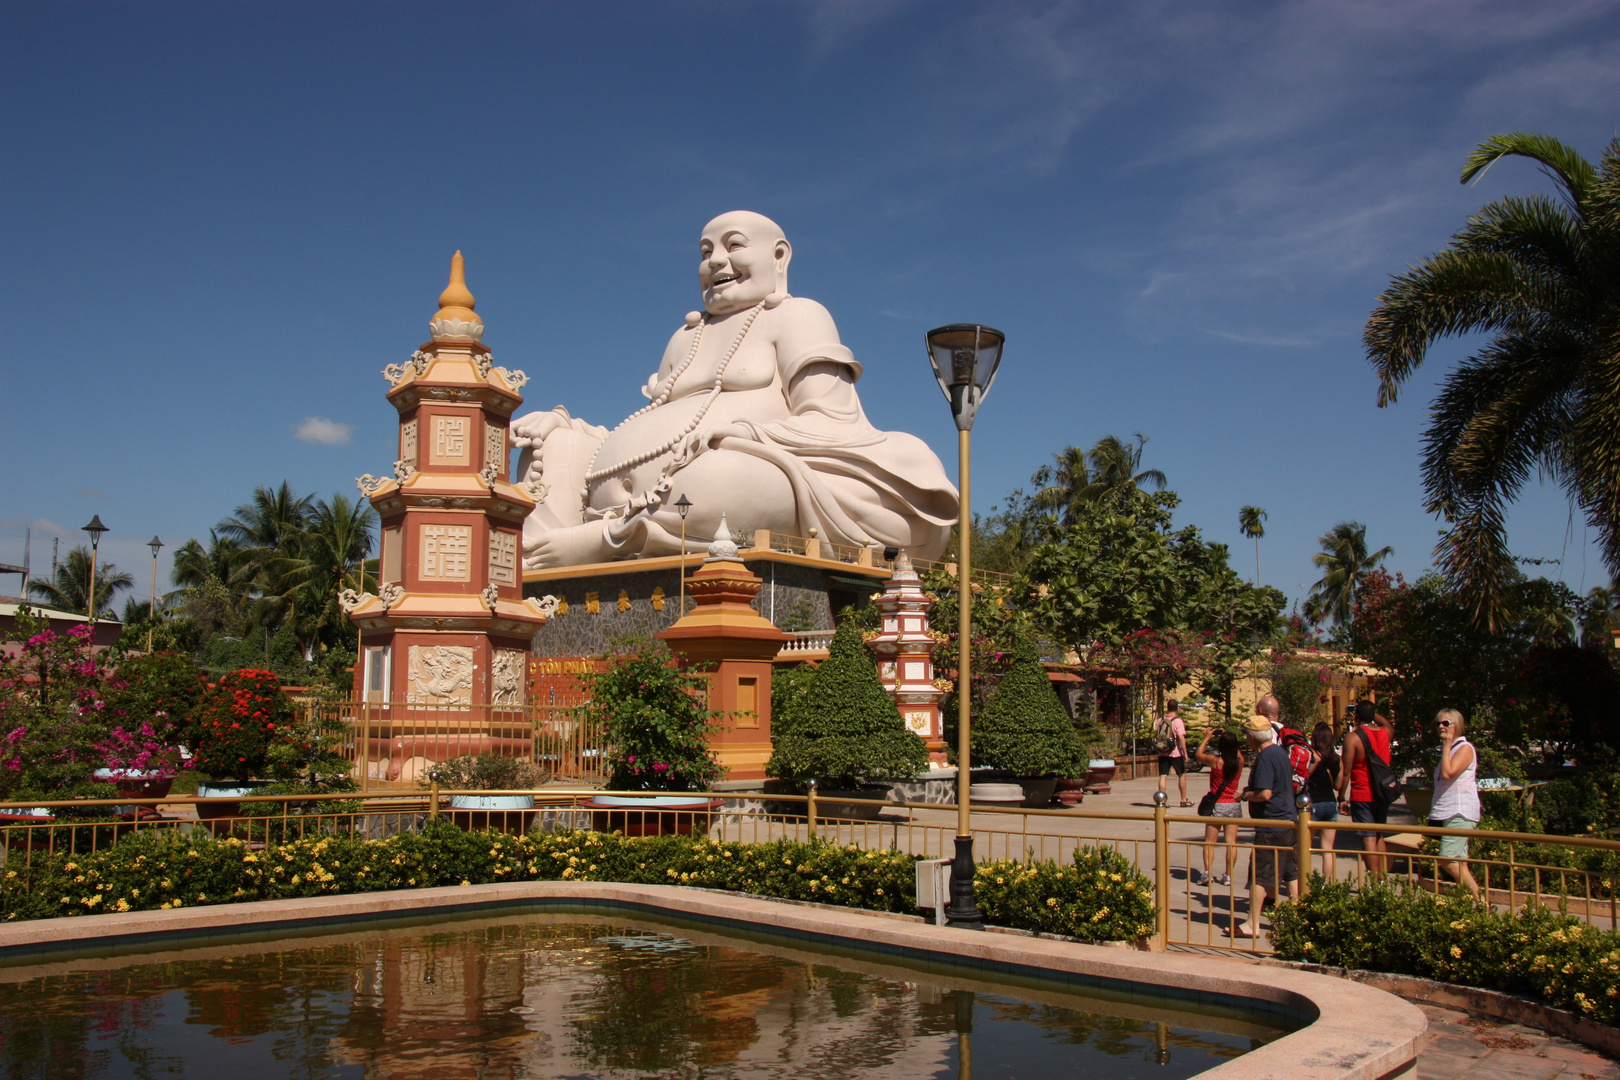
[511,211,958,568]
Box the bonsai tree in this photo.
[426,753,549,791]
[575,640,724,792]
[972,641,1091,778]
[767,619,928,789]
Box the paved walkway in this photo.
[1414,1002,1617,1080]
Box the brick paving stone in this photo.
[1412,1003,1616,1080]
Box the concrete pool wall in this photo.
[0,881,1425,1080]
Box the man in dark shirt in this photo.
[1231,714,1297,939]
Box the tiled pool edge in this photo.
[0,882,1425,1080]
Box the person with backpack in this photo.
[1229,715,1298,939]
[1192,728,1243,887]
[1338,700,1398,875]
[1154,699,1191,807]
[1257,694,1313,813]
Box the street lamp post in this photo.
[147,536,164,652]
[81,516,109,622]
[675,494,693,618]
[925,323,1004,931]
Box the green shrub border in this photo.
[0,825,1155,945]
[1271,875,1620,1024]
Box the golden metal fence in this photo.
[3,790,1615,955]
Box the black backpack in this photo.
[1357,728,1401,807]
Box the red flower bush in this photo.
[190,670,293,780]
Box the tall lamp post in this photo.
[81,515,108,622]
[147,536,164,652]
[675,494,693,617]
[926,323,1004,931]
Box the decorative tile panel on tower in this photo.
[343,252,556,727]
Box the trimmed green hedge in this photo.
[0,826,1155,944]
[1271,876,1620,1023]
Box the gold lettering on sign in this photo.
[431,416,470,464]
[400,418,418,465]
[555,596,568,615]
[617,589,630,612]
[485,423,505,474]
[488,531,517,586]
[650,586,665,611]
[529,658,598,676]
[585,591,600,614]
[420,524,472,580]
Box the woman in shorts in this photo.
[1193,729,1244,887]
[1430,708,1481,899]
[1307,722,1341,879]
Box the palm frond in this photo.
[1462,132,1597,211]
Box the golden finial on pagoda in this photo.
[430,250,483,340]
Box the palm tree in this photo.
[265,494,377,652]
[1364,133,1620,632]
[1238,506,1267,584]
[1031,445,1092,525]
[169,532,253,635]
[1080,433,1166,505]
[1303,522,1392,628]
[217,482,313,633]
[27,545,134,618]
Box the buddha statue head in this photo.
[699,211,791,315]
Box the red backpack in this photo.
[1278,725,1312,796]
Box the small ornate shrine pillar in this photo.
[870,551,948,763]
[344,253,556,714]
[658,517,788,781]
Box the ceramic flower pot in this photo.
[1014,776,1060,808]
[448,794,537,835]
[94,769,175,819]
[0,807,55,850]
[1084,759,1117,793]
[1403,785,1434,822]
[968,783,1026,808]
[583,795,724,837]
[194,780,271,834]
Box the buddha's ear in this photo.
[766,238,792,308]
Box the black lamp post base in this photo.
[943,834,984,930]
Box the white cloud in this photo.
[293,417,353,445]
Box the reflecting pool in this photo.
[0,911,1293,1078]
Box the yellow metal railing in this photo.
[3,790,1615,954]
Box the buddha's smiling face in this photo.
[699,211,791,315]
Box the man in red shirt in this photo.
[1337,700,1395,875]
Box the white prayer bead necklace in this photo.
[581,300,766,491]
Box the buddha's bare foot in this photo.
[523,523,615,569]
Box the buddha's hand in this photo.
[509,409,567,449]
[672,422,755,469]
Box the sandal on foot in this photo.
[1225,923,1263,939]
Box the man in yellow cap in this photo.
[1229,714,1298,938]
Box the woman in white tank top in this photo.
[1429,708,1480,898]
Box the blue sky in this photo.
[4,1,1618,610]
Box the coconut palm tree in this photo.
[264,494,377,651]
[1364,133,1620,632]
[27,545,134,618]
[1081,433,1166,505]
[169,532,253,635]
[1031,445,1092,525]
[1303,522,1392,628]
[1238,506,1267,584]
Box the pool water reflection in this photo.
[0,913,1287,1079]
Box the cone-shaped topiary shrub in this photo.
[766,620,928,788]
[972,641,1089,777]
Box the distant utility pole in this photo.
[52,537,59,580]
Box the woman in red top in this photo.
[1337,700,1395,875]
[1193,729,1244,887]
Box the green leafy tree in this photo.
[1303,521,1391,628]
[575,640,723,792]
[766,620,928,787]
[1364,133,1620,631]
[1238,505,1267,584]
[27,546,133,619]
[971,641,1091,776]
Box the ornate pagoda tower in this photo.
[870,551,948,763]
[344,253,555,710]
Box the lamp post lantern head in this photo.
[674,494,693,520]
[81,515,108,550]
[148,536,164,557]
[926,324,1004,431]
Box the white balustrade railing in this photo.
[777,630,835,655]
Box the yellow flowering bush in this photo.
[972,845,1155,943]
[1271,876,1620,1023]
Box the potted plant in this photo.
[766,620,928,820]
[574,640,726,836]
[430,753,549,834]
[971,643,1091,807]
[93,717,188,818]
[188,668,290,827]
